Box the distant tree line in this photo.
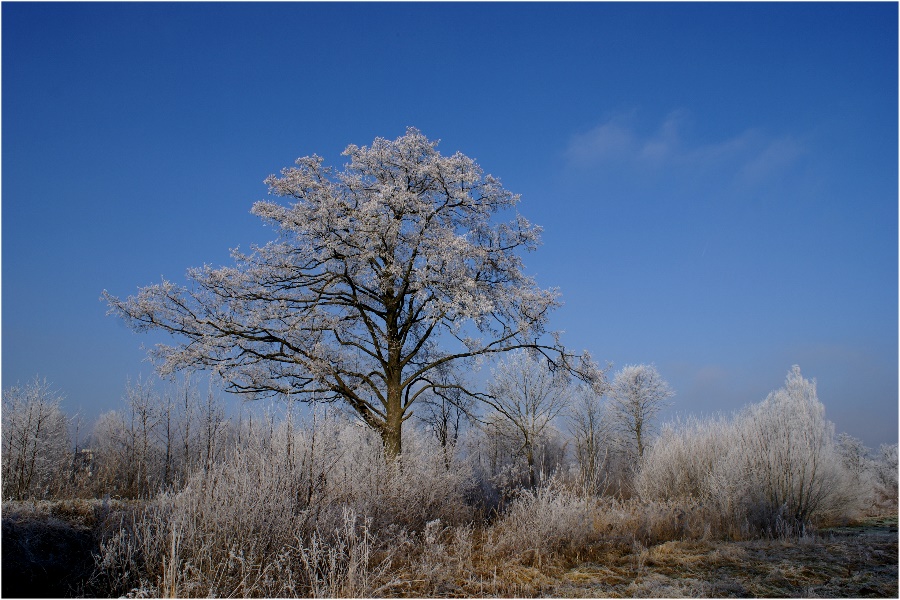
[2,375,229,501]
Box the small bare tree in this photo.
[126,377,162,498]
[157,388,176,489]
[485,350,570,488]
[199,385,227,470]
[567,385,614,495]
[177,374,200,479]
[414,366,473,468]
[608,364,674,460]
[1,378,71,500]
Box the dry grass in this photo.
[360,515,898,598]
[3,497,896,597]
[546,517,898,598]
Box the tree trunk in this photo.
[526,441,536,489]
[635,419,644,459]
[381,422,402,460]
[383,314,404,460]
[382,380,403,460]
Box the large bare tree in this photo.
[104,128,597,458]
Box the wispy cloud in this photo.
[565,110,806,187]
[736,136,806,186]
[565,113,643,164]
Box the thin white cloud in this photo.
[566,115,639,164]
[565,111,806,187]
[737,136,806,185]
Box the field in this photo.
[553,519,898,598]
[2,500,896,598]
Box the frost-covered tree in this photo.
[1,378,72,500]
[608,364,674,459]
[485,350,570,488]
[567,385,614,494]
[104,128,598,458]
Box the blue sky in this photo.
[3,3,897,447]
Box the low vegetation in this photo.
[2,366,897,597]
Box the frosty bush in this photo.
[735,366,851,530]
[635,415,735,503]
[873,443,898,510]
[637,367,866,537]
[487,479,597,566]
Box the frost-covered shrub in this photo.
[873,443,898,511]
[635,415,735,503]
[637,367,865,537]
[487,479,597,565]
[834,433,884,515]
[734,366,851,530]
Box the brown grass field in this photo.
[388,517,898,598]
[2,501,896,598]
[534,518,897,598]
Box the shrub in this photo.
[635,415,735,503]
[636,367,866,538]
[734,366,854,531]
[90,412,474,597]
[487,479,598,566]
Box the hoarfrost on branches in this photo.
[2,378,71,500]
[104,128,599,457]
[608,363,674,459]
[484,350,570,488]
